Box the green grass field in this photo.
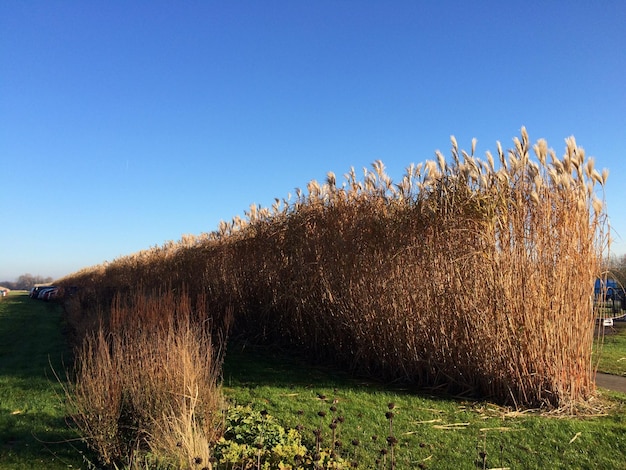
[0,292,90,469]
[1,292,626,469]
[595,320,626,376]
[222,343,626,469]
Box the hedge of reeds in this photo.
[59,128,608,410]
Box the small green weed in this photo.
[214,405,313,468]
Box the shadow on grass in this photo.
[0,293,92,469]
[0,408,86,468]
[222,339,460,404]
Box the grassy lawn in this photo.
[222,343,626,469]
[595,320,626,376]
[1,292,626,469]
[0,292,90,469]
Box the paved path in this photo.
[596,372,626,393]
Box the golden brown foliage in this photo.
[65,290,225,467]
[59,128,608,409]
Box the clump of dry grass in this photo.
[58,128,609,409]
[65,290,225,468]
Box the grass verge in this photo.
[222,342,626,469]
[0,292,89,469]
[2,292,626,468]
[595,320,626,376]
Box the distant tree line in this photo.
[0,274,54,290]
[605,254,626,288]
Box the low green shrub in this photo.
[213,405,351,469]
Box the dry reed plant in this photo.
[58,128,608,409]
[67,327,125,465]
[150,385,215,470]
[65,290,225,467]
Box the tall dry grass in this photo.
[59,128,608,409]
[65,290,225,468]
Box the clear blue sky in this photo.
[1,1,625,281]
